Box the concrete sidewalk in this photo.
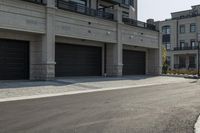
[0,76,197,102]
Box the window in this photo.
[165,43,171,50]
[180,25,185,33]
[190,23,196,32]
[69,0,87,6]
[162,34,170,43]
[180,40,185,49]
[190,40,196,48]
[189,56,195,66]
[179,56,186,68]
[129,0,134,6]
[122,0,134,6]
[167,56,171,66]
[122,11,129,18]
[162,26,170,34]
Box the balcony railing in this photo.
[122,17,157,31]
[22,0,46,5]
[174,64,186,69]
[174,46,199,51]
[189,64,196,69]
[57,0,114,21]
[174,64,196,69]
[172,13,200,20]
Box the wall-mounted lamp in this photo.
[129,35,134,39]
[106,31,111,35]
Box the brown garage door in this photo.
[0,39,29,80]
[55,43,102,77]
[123,50,146,75]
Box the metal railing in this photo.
[174,46,199,51]
[22,0,46,5]
[56,0,114,21]
[172,13,200,20]
[174,64,186,69]
[122,17,157,31]
[174,64,197,69]
[188,64,196,69]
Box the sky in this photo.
[138,0,200,22]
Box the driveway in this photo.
[0,81,200,133]
[0,76,196,101]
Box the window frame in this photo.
[180,40,185,48]
[190,23,196,33]
[190,39,196,48]
[162,25,171,35]
[165,43,171,50]
[179,25,185,34]
[122,0,134,6]
[69,0,87,6]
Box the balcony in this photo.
[22,0,46,5]
[56,0,114,21]
[174,46,199,51]
[122,17,157,31]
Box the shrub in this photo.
[167,70,198,75]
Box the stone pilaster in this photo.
[106,43,123,76]
[30,0,56,80]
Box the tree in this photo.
[162,46,168,74]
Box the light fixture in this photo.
[107,31,111,35]
[129,35,134,39]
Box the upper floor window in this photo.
[190,23,196,32]
[122,0,134,6]
[180,25,185,34]
[122,11,129,18]
[180,40,186,48]
[190,40,196,48]
[165,43,171,50]
[69,0,87,6]
[162,26,170,34]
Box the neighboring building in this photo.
[0,0,161,80]
[159,5,200,71]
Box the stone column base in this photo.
[106,64,123,77]
[30,63,55,80]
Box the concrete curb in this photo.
[195,115,200,133]
[0,83,170,103]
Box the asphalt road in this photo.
[0,81,200,133]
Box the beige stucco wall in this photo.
[159,15,200,70]
[0,0,161,80]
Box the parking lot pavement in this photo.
[0,82,200,133]
[0,76,197,102]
